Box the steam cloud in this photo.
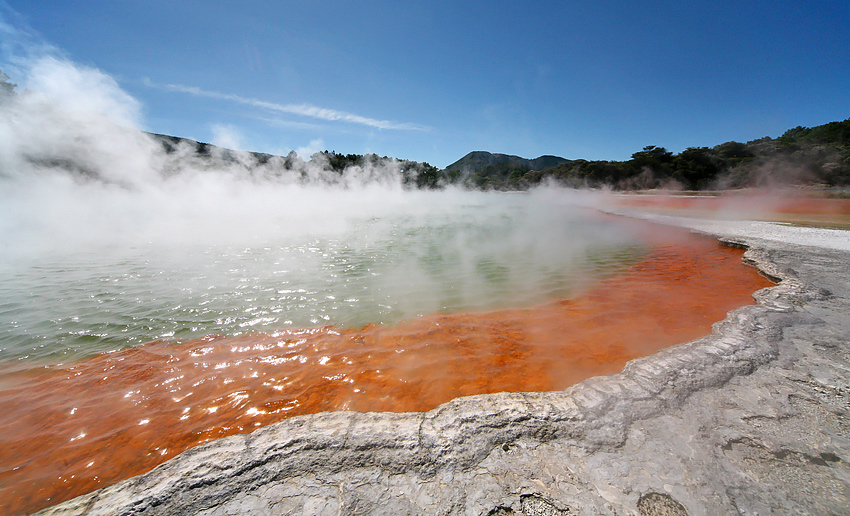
[0,56,451,263]
[0,54,658,365]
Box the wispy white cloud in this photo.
[254,115,324,132]
[148,79,428,131]
[1,4,64,77]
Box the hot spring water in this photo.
[0,56,774,514]
[0,191,644,368]
[0,187,774,514]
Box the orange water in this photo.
[612,191,850,219]
[0,231,773,515]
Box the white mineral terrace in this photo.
[610,209,850,252]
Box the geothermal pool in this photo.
[0,191,647,367]
[0,190,773,515]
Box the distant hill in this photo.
[150,118,850,191]
[146,133,443,188]
[444,151,570,174]
[442,151,572,189]
[148,133,279,164]
[526,118,850,191]
[439,118,850,191]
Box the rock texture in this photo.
[35,224,850,515]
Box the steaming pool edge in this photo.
[34,223,850,516]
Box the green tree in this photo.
[673,147,720,189]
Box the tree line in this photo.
[5,63,846,192]
[446,118,850,191]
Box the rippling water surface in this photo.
[0,189,775,515]
[0,191,642,367]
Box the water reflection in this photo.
[0,231,773,515]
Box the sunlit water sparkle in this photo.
[0,190,777,515]
[0,192,643,368]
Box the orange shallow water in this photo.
[612,192,850,219]
[0,230,774,515]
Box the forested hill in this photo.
[444,152,569,177]
[443,118,850,191]
[442,151,570,189]
[145,133,443,188]
[152,117,850,191]
[5,67,845,191]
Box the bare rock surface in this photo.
[36,220,850,515]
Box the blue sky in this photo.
[2,0,848,168]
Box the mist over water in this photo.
[0,57,647,367]
[0,51,786,516]
[0,186,645,366]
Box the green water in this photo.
[0,191,645,366]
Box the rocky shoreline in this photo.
[35,222,850,515]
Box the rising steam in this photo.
[0,56,654,363]
[0,57,448,263]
